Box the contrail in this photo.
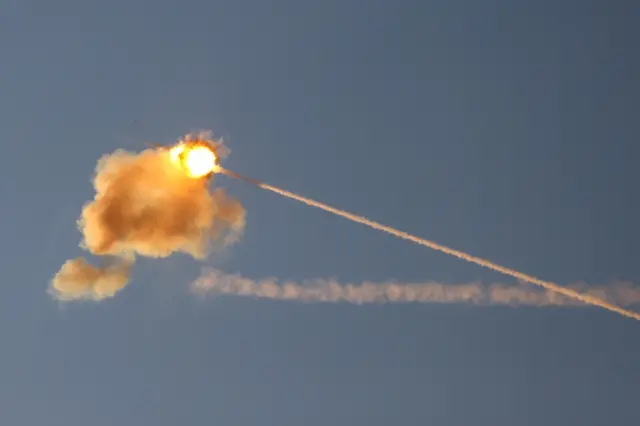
[194,268,640,309]
[219,168,640,321]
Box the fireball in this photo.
[169,143,218,178]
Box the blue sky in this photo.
[1,1,639,424]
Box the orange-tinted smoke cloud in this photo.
[50,137,245,301]
[193,268,640,309]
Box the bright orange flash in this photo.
[169,143,218,178]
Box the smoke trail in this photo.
[50,135,245,301]
[194,268,640,309]
[220,169,640,321]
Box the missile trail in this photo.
[219,168,640,322]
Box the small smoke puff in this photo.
[50,256,133,301]
[50,145,245,301]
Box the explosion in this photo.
[50,132,245,301]
[50,130,639,321]
[169,141,219,179]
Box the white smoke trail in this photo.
[219,168,640,321]
[193,269,640,309]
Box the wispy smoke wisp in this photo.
[193,269,640,310]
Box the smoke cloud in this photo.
[193,268,640,309]
[50,139,245,301]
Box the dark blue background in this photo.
[1,1,638,424]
